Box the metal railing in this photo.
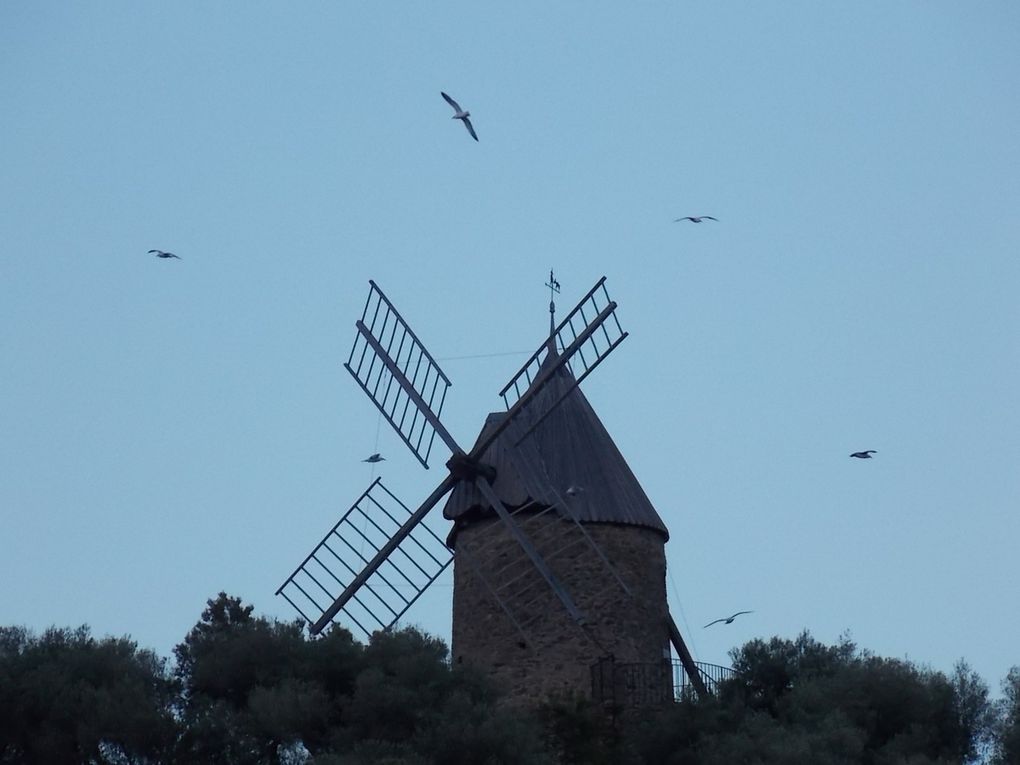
[672,660,737,698]
[591,656,738,707]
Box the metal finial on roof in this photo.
[545,269,561,345]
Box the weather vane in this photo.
[546,269,561,341]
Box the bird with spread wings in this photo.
[704,610,753,628]
[441,92,478,141]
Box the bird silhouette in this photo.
[441,92,478,141]
[362,453,385,463]
[148,249,180,259]
[674,216,718,223]
[703,610,753,628]
[850,450,877,459]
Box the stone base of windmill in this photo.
[450,512,675,707]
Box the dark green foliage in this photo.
[171,594,548,764]
[326,628,550,764]
[171,592,358,762]
[539,695,634,765]
[338,628,452,745]
[951,660,997,762]
[3,599,1014,765]
[621,632,994,765]
[993,666,1020,764]
[725,631,858,716]
[0,624,177,765]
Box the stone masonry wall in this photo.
[451,512,671,705]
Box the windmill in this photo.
[277,276,708,701]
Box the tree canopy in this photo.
[0,624,176,764]
[619,632,999,765]
[1,595,1016,764]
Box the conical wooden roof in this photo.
[443,352,669,541]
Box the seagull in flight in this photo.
[850,450,877,459]
[362,453,385,463]
[441,92,478,142]
[148,249,181,259]
[674,216,718,223]
[704,610,753,628]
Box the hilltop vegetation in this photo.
[1,593,1017,764]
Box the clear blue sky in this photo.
[2,2,1018,691]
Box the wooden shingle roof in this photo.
[443,353,669,540]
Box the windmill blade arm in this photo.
[474,346,576,458]
[473,478,585,625]
[280,473,459,635]
[510,325,628,446]
[500,276,610,402]
[345,318,460,466]
[277,477,385,590]
[346,281,457,468]
[309,473,457,634]
[668,613,709,697]
[477,296,626,457]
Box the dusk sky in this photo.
[2,2,1018,693]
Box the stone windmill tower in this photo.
[443,348,679,702]
[277,276,707,706]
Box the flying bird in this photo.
[703,611,753,628]
[362,453,385,463]
[850,450,877,459]
[674,216,718,223]
[148,249,180,259]
[565,485,584,497]
[441,92,478,141]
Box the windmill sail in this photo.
[278,277,712,699]
[345,281,454,468]
[282,279,626,638]
[276,478,454,636]
[498,276,627,444]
